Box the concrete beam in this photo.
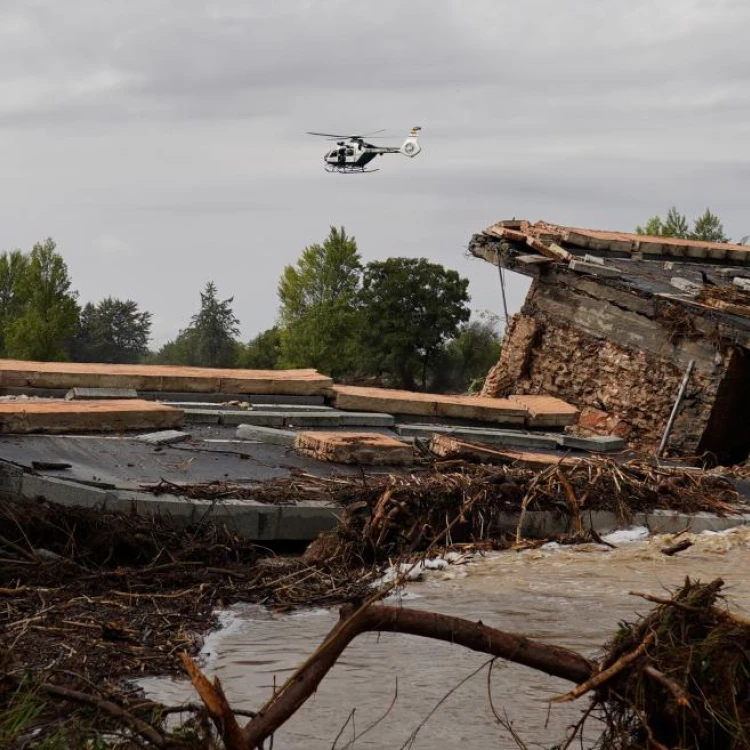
[557,434,626,452]
[235,424,297,446]
[135,430,192,446]
[396,424,560,450]
[66,387,139,400]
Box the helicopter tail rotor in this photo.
[399,126,422,158]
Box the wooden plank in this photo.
[0,399,182,434]
[0,360,332,396]
[294,431,413,465]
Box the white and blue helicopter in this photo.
[307,126,422,173]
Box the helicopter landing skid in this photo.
[324,165,379,174]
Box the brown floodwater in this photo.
[142,526,750,749]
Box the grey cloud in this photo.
[0,0,748,346]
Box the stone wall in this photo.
[483,275,731,454]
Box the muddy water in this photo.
[143,528,750,749]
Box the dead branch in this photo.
[551,632,655,704]
[185,602,595,750]
[643,665,690,706]
[181,652,248,749]
[38,682,167,747]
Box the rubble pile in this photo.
[469,218,750,462]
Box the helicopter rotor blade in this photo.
[307,129,389,140]
[307,131,351,139]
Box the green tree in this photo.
[691,209,728,242]
[277,227,363,377]
[360,258,471,389]
[157,282,240,367]
[0,250,29,355]
[636,207,732,242]
[73,298,152,363]
[637,207,690,238]
[237,327,282,369]
[433,312,503,393]
[4,239,79,361]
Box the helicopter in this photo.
[307,126,422,173]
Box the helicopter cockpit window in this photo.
[346,148,354,156]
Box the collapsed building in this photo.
[469,220,750,464]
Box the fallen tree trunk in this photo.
[184,602,595,750]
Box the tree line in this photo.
[0,230,501,393]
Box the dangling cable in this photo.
[498,265,509,323]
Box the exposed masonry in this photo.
[471,220,750,463]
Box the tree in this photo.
[636,207,731,242]
[73,298,152,363]
[432,312,502,393]
[157,282,240,368]
[691,208,728,242]
[4,239,79,361]
[636,206,690,238]
[0,250,29,355]
[359,258,471,389]
[277,227,363,377]
[237,327,282,370]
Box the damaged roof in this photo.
[470,219,750,327]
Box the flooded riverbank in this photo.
[143,526,750,749]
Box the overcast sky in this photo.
[1,0,749,346]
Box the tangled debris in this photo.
[303,459,740,567]
[1,456,747,748]
[0,498,372,748]
[574,578,750,749]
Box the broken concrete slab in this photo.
[568,259,622,278]
[507,394,580,427]
[225,410,395,429]
[294,431,413,465]
[66,387,139,401]
[557,434,626,452]
[141,392,326,406]
[335,411,395,428]
[275,411,342,428]
[0,360,333,396]
[235,424,297,446]
[328,385,529,425]
[429,435,582,469]
[669,277,703,295]
[218,411,285,428]
[181,409,223,425]
[135,430,192,446]
[0,399,182,434]
[396,424,560,450]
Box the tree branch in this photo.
[224,603,596,749]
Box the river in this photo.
[142,526,750,749]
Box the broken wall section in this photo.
[483,277,731,455]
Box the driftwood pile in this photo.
[0,498,372,748]
[583,578,750,749]
[304,459,740,567]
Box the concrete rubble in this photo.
[469,219,750,463]
[294,431,414,465]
